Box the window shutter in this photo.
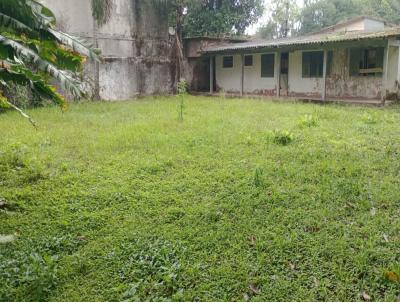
[261,54,275,77]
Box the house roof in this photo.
[203,27,400,54]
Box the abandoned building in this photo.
[200,16,400,104]
[34,2,400,104]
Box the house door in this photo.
[280,53,289,96]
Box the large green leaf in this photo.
[0,34,83,99]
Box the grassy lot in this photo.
[0,96,399,301]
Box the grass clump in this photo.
[298,114,319,128]
[272,129,295,145]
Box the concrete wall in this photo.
[288,51,324,98]
[215,53,276,95]
[326,48,383,100]
[215,54,242,93]
[336,19,385,32]
[40,0,173,100]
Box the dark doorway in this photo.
[280,52,289,96]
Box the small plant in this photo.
[298,114,318,128]
[253,167,265,188]
[272,130,295,146]
[177,78,187,122]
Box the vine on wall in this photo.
[91,0,113,26]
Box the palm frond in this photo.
[0,35,83,99]
[0,13,34,35]
[48,29,100,62]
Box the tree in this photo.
[298,0,361,34]
[257,0,299,39]
[0,0,99,123]
[183,0,264,37]
[298,0,400,35]
[359,0,400,25]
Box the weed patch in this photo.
[272,130,295,145]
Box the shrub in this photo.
[272,130,295,146]
[298,114,318,128]
[253,167,265,188]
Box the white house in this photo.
[204,16,400,104]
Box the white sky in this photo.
[246,0,304,35]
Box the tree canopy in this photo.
[183,0,264,37]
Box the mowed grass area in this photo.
[1,96,399,301]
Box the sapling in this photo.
[177,79,187,122]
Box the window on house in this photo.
[302,51,324,78]
[261,54,275,77]
[244,55,253,66]
[223,56,233,68]
[349,48,384,76]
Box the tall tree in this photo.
[257,0,299,39]
[298,0,400,35]
[183,0,264,37]
[298,0,360,34]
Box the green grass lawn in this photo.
[1,96,399,301]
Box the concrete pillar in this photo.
[322,49,328,101]
[240,54,244,96]
[397,46,400,82]
[209,56,214,94]
[275,52,281,97]
[382,42,390,101]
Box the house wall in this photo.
[215,53,276,95]
[336,19,385,32]
[386,46,399,91]
[288,51,324,98]
[215,55,241,93]
[326,48,383,100]
[39,0,173,100]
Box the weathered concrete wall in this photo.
[288,50,324,98]
[40,0,173,100]
[215,53,276,95]
[326,48,383,100]
[215,54,241,93]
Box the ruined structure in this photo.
[40,0,174,100]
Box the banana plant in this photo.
[0,0,100,124]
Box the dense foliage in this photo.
[183,0,264,37]
[0,0,99,116]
